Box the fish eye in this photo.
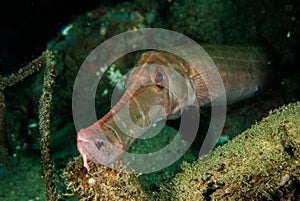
[154,71,164,84]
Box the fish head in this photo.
[76,50,196,169]
[124,50,195,119]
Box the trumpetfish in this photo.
[76,45,271,171]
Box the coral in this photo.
[64,157,150,200]
[39,50,61,200]
[63,102,300,200]
[0,52,44,166]
[64,124,195,200]
[0,50,60,200]
[158,102,300,200]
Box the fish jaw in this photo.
[76,124,124,171]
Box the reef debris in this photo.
[0,52,44,166]
[64,102,300,200]
[38,50,61,201]
[158,102,300,200]
[64,157,150,200]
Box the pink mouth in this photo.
[76,126,125,171]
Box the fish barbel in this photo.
[76,45,271,170]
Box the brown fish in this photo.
[76,45,271,171]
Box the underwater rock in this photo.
[64,156,150,200]
[65,102,300,200]
[64,124,194,200]
[158,102,300,200]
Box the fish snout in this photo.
[76,127,124,169]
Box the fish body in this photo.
[76,45,271,170]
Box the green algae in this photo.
[64,157,151,201]
[64,124,196,200]
[157,102,300,200]
[63,102,300,200]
